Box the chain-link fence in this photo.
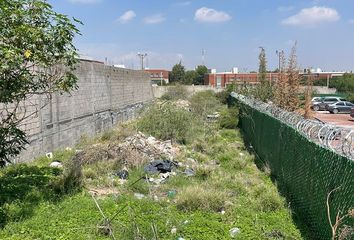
[232,92,354,239]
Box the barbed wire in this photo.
[231,92,354,160]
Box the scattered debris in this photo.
[148,172,172,184]
[167,190,177,199]
[207,112,220,121]
[229,227,241,238]
[173,99,191,111]
[116,132,178,162]
[134,193,145,200]
[144,160,176,174]
[46,152,53,159]
[65,147,72,151]
[184,169,195,177]
[116,168,129,180]
[239,152,245,157]
[49,161,63,168]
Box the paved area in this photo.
[314,111,354,129]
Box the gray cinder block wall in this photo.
[16,60,153,162]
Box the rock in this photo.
[65,147,72,151]
[239,152,245,157]
[229,227,241,238]
[134,193,145,200]
[184,169,195,177]
[171,226,177,234]
[49,161,63,168]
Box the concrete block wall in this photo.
[152,85,223,98]
[15,60,152,162]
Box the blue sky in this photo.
[48,0,354,72]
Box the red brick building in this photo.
[145,69,170,85]
[204,71,344,88]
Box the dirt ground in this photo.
[314,111,354,129]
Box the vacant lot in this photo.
[0,91,303,239]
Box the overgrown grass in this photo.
[0,92,303,239]
[137,102,203,144]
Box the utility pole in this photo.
[137,52,148,70]
[202,49,206,65]
[275,50,284,72]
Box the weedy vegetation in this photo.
[0,90,304,239]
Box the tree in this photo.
[258,47,267,83]
[304,68,314,119]
[184,70,198,85]
[273,50,288,107]
[254,47,272,101]
[169,61,186,84]
[0,0,81,163]
[286,42,301,111]
[194,65,208,85]
[330,74,354,102]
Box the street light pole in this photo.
[137,52,148,70]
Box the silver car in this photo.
[312,96,347,111]
[327,101,354,114]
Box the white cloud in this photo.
[117,10,136,24]
[282,6,340,27]
[194,7,231,23]
[143,14,166,24]
[175,1,191,6]
[277,6,294,12]
[68,0,101,4]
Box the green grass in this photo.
[0,99,303,239]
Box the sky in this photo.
[48,0,354,72]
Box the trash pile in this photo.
[173,99,191,111]
[115,132,178,162]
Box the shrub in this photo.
[189,91,222,117]
[52,154,83,194]
[160,84,188,100]
[219,107,239,129]
[137,103,202,144]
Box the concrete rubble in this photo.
[116,132,179,161]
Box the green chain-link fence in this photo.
[234,95,354,240]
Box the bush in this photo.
[137,103,202,144]
[52,154,83,194]
[219,107,239,129]
[176,185,227,212]
[189,91,222,117]
[161,84,188,101]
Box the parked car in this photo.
[311,97,323,102]
[351,107,354,118]
[311,96,347,111]
[327,101,354,114]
